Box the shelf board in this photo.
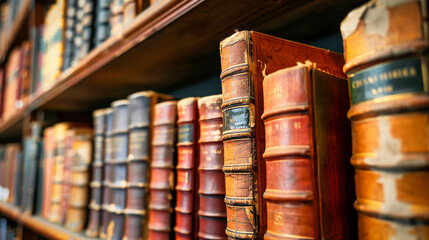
[0,203,97,240]
[0,0,31,62]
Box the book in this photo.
[106,99,130,239]
[197,95,227,239]
[219,30,346,239]
[174,97,199,239]
[261,64,356,239]
[94,0,111,46]
[123,0,137,28]
[148,100,177,240]
[110,0,124,36]
[124,91,172,240]
[63,0,77,69]
[21,122,42,215]
[59,129,75,224]
[101,107,114,238]
[86,108,107,237]
[42,127,55,219]
[64,128,93,232]
[341,0,429,238]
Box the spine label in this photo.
[348,57,425,104]
[178,124,194,143]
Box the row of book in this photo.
[0,0,163,123]
[0,0,27,51]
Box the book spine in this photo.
[262,66,316,239]
[123,0,136,28]
[148,101,177,240]
[106,99,129,240]
[219,31,258,239]
[94,0,111,46]
[63,0,76,70]
[174,97,198,239]
[50,123,69,223]
[197,95,227,240]
[342,1,429,237]
[60,130,74,225]
[101,108,114,238]
[124,92,155,240]
[86,108,106,237]
[42,127,55,219]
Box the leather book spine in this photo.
[60,130,75,225]
[124,91,172,240]
[42,127,55,219]
[110,0,124,36]
[101,107,114,238]
[106,99,130,240]
[86,108,107,237]
[94,0,111,46]
[220,31,259,239]
[148,101,177,240]
[123,0,136,28]
[63,0,76,70]
[341,1,429,238]
[49,123,71,223]
[65,129,93,232]
[261,66,355,239]
[174,97,199,240]
[197,95,227,240]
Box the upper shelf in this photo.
[0,0,365,140]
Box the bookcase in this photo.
[0,0,366,239]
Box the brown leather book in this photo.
[106,99,130,240]
[65,128,93,232]
[59,129,75,225]
[197,95,227,240]
[42,127,55,220]
[148,101,177,240]
[219,30,346,239]
[86,108,107,237]
[261,64,356,239]
[124,91,173,240]
[101,107,114,238]
[341,1,429,238]
[174,97,199,240]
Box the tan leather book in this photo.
[42,127,55,220]
[262,64,356,239]
[148,101,177,240]
[341,1,429,238]
[64,127,93,232]
[219,30,346,239]
[197,95,227,240]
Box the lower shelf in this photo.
[0,202,98,240]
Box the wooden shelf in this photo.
[0,0,365,140]
[0,107,25,141]
[0,0,32,62]
[0,203,97,240]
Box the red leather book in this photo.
[174,97,199,240]
[148,101,177,240]
[341,1,429,238]
[42,126,55,220]
[261,65,356,239]
[219,30,346,239]
[197,95,227,240]
[124,91,172,240]
[59,129,75,225]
